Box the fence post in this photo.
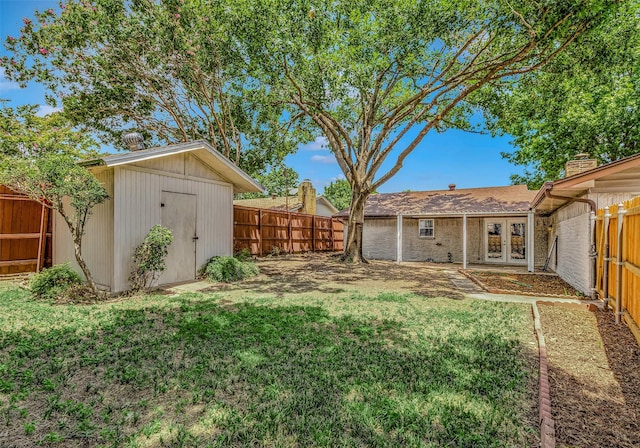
[36,205,48,272]
[589,210,597,299]
[330,218,335,251]
[615,203,626,324]
[312,216,316,252]
[396,213,403,263]
[603,206,610,307]
[288,212,293,254]
[258,209,263,256]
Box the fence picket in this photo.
[233,205,344,256]
[596,196,640,330]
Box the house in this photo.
[532,153,640,296]
[336,184,548,271]
[53,137,262,293]
[234,179,339,217]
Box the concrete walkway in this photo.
[444,269,603,308]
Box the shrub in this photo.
[129,225,173,292]
[202,256,259,283]
[234,248,252,262]
[30,264,82,300]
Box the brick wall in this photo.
[362,216,542,265]
[401,217,483,263]
[535,216,550,267]
[558,213,590,294]
[362,219,397,259]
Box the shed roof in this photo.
[83,140,263,194]
[335,185,536,218]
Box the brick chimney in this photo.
[565,153,597,178]
[298,179,316,215]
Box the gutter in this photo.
[542,188,598,300]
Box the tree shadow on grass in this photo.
[1,301,531,447]
[208,257,464,299]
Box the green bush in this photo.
[129,225,173,292]
[202,256,259,283]
[30,264,82,300]
[234,248,252,262]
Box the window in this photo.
[419,219,434,238]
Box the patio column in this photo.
[462,213,467,270]
[396,213,403,263]
[527,211,535,272]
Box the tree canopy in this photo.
[324,179,351,211]
[241,0,617,261]
[1,0,306,175]
[0,103,99,158]
[0,107,108,293]
[237,166,300,199]
[484,1,640,188]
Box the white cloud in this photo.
[36,104,63,117]
[0,68,20,92]
[311,154,337,164]
[300,136,329,151]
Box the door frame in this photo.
[484,217,527,264]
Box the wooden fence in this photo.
[0,185,52,275]
[595,196,640,337]
[233,205,344,256]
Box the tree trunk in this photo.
[72,236,100,296]
[342,186,369,263]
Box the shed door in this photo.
[161,191,197,285]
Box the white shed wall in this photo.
[53,169,115,289]
[131,153,225,183]
[112,166,233,292]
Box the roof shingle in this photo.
[336,185,537,217]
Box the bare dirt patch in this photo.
[218,253,465,299]
[466,270,583,297]
[538,304,640,448]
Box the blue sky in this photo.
[1,0,526,194]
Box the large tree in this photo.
[0,107,108,295]
[1,0,305,175]
[246,0,617,262]
[237,166,300,199]
[485,1,640,188]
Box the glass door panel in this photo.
[486,221,505,262]
[509,222,526,262]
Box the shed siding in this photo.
[130,153,225,182]
[112,167,232,292]
[53,169,114,289]
[185,154,225,182]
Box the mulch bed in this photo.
[465,270,584,298]
[539,305,640,448]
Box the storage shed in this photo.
[53,139,262,293]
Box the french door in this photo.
[485,219,527,264]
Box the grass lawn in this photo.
[0,282,537,447]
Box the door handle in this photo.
[192,236,199,241]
